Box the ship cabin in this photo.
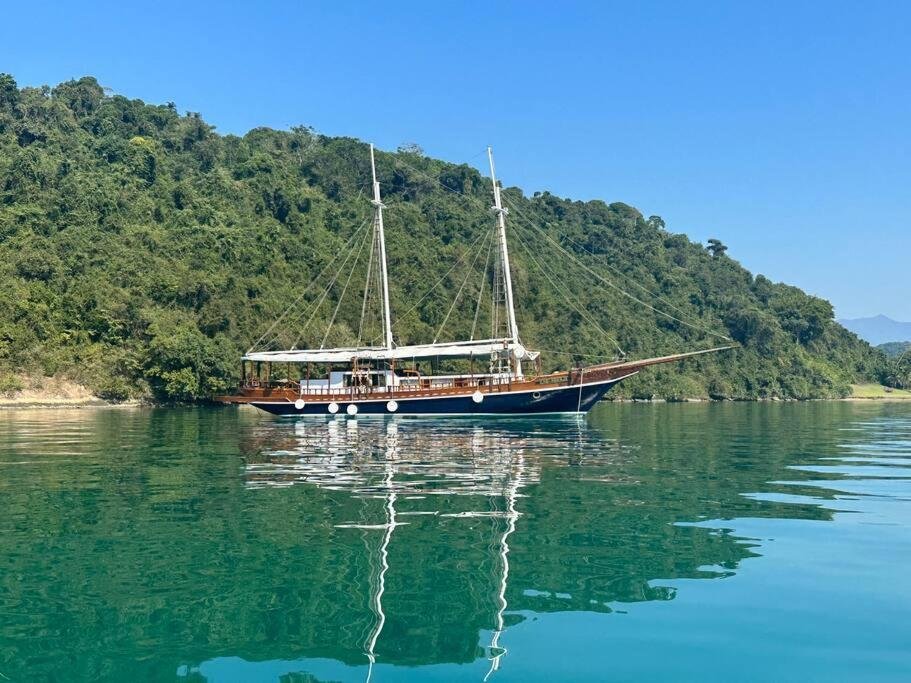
[239,338,543,401]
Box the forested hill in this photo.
[0,75,890,401]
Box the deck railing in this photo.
[243,374,521,396]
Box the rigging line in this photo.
[287,222,372,351]
[507,208,733,342]
[514,225,627,355]
[256,219,369,349]
[254,217,372,351]
[504,199,704,324]
[357,228,378,347]
[388,146,490,200]
[471,229,496,341]
[465,146,491,163]
[510,224,619,343]
[396,159,676,353]
[434,227,494,343]
[389,155,496,229]
[511,217,730,342]
[392,153,489,203]
[393,151,730,342]
[511,227,624,355]
[391,229,490,326]
[248,217,370,352]
[320,224,374,349]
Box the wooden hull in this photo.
[246,377,622,416]
[215,348,731,417]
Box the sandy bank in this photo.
[0,376,140,409]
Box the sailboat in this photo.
[217,145,729,416]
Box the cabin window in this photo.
[343,372,387,388]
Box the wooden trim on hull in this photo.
[216,367,628,407]
[214,346,732,416]
[249,377,625,416]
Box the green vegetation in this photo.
[878,341,911,358]
[0,74,893,401]
[850,383,911,399]
[0,372,24,397]
[873,343,911,389]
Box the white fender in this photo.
[294,399,305,410]
[328,402,339,414]
[346,404,358,415]
[472,391,484,404]
[386,400,398,413]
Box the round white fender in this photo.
[346,404,358,415]
[294,399,305,410]
[386,400,398,413]
[472,390,484,404]
[328,402,339,414]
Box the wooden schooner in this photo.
[217,146,729,415]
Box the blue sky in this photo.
[2,1,908,319]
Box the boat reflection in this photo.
[242,418,540,681]
[178,407,850,681]
[2,404,903,683]
[195,416,722,681]
[244,419,547,497]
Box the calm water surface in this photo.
[1,403,910,682]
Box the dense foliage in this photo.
[877,343,911,389]
[0,75,891,401]
[878,341,911,359]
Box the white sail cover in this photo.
[244,338,538,363]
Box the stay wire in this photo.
[259,218,371,352]
[391,229,491,327]
[434,227,494,343]
[505,202,733,343]
[250,216,370,352]
[321,223,374,349]
[392,151,731,343]
[511,226,625,355]
[357,228,378,347]
[471,230,496,341]
[288,221,372,351]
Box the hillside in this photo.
[877,341,911,358]
[839,315,911,346]
[0,75,891,401]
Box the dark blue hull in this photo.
[250,379,621,417]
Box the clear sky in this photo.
[2,1,908,319]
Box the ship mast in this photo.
[370,144,394,351]
[487,147,522,377]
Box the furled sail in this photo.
[243,338,538,364]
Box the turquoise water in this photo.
[0,402,909,681]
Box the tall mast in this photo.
[370,144,394,351]
[487,147,522,377]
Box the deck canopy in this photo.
[243,338,538,364]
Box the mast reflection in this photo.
[243,418,540,679]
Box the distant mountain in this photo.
[838,315,911,346]
[878,341,911,358]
